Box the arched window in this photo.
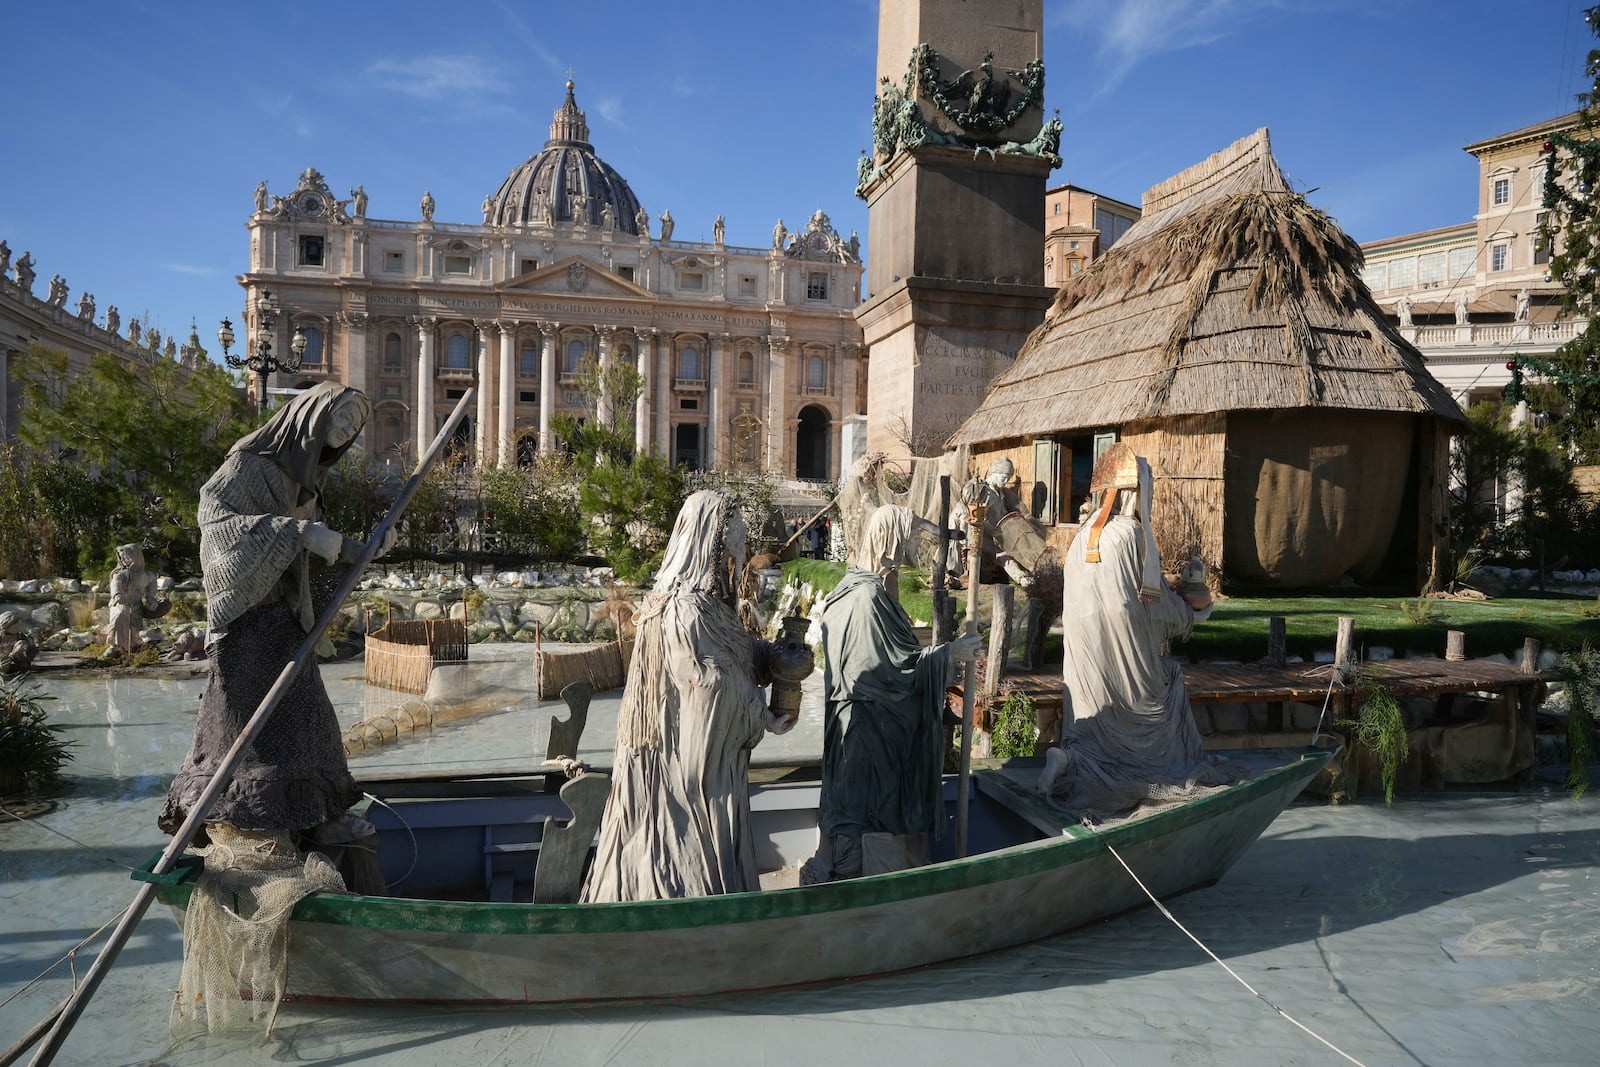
[445,334,471,369]
[520,344,538,376]
[565,338,587,374]
[616,344,634,367]
[679,346,701,380]
[384,332,402,369]
[806,353,826,391]
[300,327,324,365]
[738,351,755,384]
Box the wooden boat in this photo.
[132,746,1333,1005]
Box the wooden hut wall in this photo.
[1120,414,1226,579]
[1419,415,1453,592]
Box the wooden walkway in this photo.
[1003,656,1557,709]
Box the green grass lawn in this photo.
[780,559,1600,662]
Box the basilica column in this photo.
[538,320,558,450]
[474,321,495,464]
[655,331,673,455]
[339,312,370,449]
[595,324,616,428]
[412,316,436,453]
[765,335,789,474]
[708,333,730,470]
[497,322,517,465]
[635,327,656,453]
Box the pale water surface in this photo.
[2,646,1596,1066]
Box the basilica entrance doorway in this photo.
[796,405,830,480]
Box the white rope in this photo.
[1098,837,1371,1067]
[0,909,127,1011]
[361,793,419,889]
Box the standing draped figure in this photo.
[161,383,379,843]
[1039,444,1235,818]
[802,505,980,883]
[106,543,168,650]
[582,490,797,901]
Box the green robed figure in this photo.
[801,505,980,883]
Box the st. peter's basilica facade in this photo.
[242,82,864,479]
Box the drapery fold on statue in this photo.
[1041,514,1235,818]
[816,567,953,843]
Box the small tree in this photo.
[1534,3,1600,463]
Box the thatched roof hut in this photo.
[950,129,1465,589]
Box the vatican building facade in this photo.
[243,82,865,479]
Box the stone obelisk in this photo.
[855,0,1056,461]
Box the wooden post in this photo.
[1334,616,1356,686]
[1266,617,1287,669]
[985,584,1015,698]
[931,475,953,646]
[1445,630,1466,662]
[1520,637,1541,674]
[956,501,986,860]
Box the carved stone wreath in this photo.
[912,43,1044,136]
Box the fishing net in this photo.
[171,825,345,1036]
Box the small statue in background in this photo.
[105,305,120,335]
[658,209,674,242]
[420,190,435,222]
[107,543,169,650]
[350,184,367,218]
[0,611,38,677]
[47,275,68,307]
[14,251,35,293]
[254,181,269,213]
[713,215,725,244]
[0,240,10,274]
[635,206,650,238]
[77,291,95,320]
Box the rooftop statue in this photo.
[254,181,269,213]
[13,250,34,292]
[713,215,725,244]
[420,190,435,223]
[47,274,68,308]
[482,194,494,224]
[635,206,650,238]
[772,218,786,250]
[659,209,674,242]
[77,291,95,321]
[802,505,980,883]
[582,490,807,901]
[350,184,367,218]
[105,305,120,335]
[0,240,10,274]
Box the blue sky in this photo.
[2,1,1590,354]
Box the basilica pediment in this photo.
[499,256,657,301]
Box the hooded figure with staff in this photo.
[160,383,389,850]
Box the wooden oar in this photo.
[955,501,986,859]
[26,389,476,1066]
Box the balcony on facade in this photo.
[673,375,706,391]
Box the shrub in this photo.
[0,677,74,796]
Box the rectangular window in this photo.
[679,271,704,290]
[618,266,635,282]
[1491,243,1509,271]
[1534,212,1552,264]
[739,275,757,296]
[807,272,828,300]
[445,388,466,400]
[519,258,538,275]
[1447,246,1475,281]
[519,390,537,404]
[1492,178,1510,206]
[1361,263,1387,291]
[298,234,325,267]
[384,250,404,272]
[1417,252,1446,287]
[680,398,699,410]
[444,255,472,275]
[1389,257,1416,289]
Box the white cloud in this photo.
[1055,0,1347,92]
[164,263,216,277]
[365,55,507,101]
[593,95,626,128]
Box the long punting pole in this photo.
[26,390,477,1066]
[955,500,986,859]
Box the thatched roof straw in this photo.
[950,129,1464,447]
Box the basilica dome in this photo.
[487,82,643,234]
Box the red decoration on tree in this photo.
[1507,361,1519,371]
[1545,140,1555,152]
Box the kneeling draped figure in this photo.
[802,505,980,883]
[583,490,802,902]
[1039,443,1237,817]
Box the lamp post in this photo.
[217,288,307,411]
